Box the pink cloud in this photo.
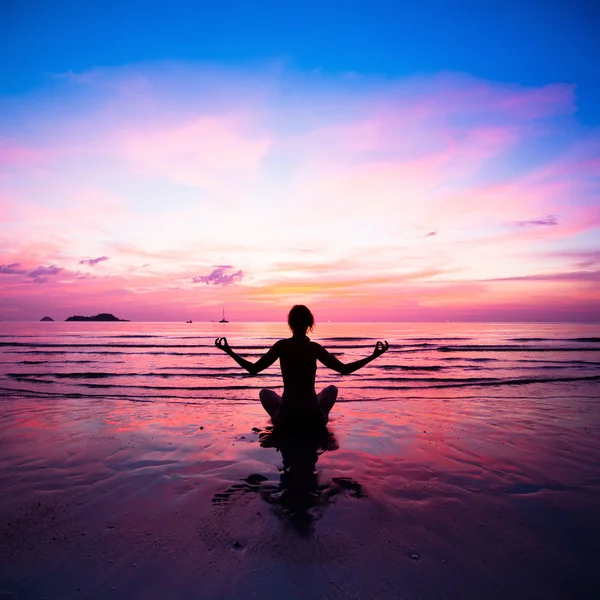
[121,117,270,188]
[0,142,46,166]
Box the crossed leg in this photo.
[259,388,282,419]
[260,385,339,426]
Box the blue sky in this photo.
[2,1,599,122]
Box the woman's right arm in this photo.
[316,341,389,375]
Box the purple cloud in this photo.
[0,262,27,275]
[79,256,109,266]
[27,265,63,283]
[488,270,600,283]
[541,249,600,269]
[425,231,437,237]
[192,265,243,286]
[574,252,600,268]
[0,262,64,283]
[515,214,558,227]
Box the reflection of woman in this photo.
[259,427,340,535]
[215,305,389,429]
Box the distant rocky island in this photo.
[65,313,129,322]
[40,316,54,321]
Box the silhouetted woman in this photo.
[215,305,388,429]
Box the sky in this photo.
[1,0,599,322]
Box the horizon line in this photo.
[2,320,599,325]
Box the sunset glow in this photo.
[1,5,599,322]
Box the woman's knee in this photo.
[260,389,281,417]
[323,385,338,398]
[260,388,279,402]
[318,385,338,415]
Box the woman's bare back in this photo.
[215,322,388,428]
[277,336,319,399]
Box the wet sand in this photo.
[1,389,599,599]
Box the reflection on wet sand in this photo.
[212,426,365,536]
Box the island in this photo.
[40,316,54,321]
[65,313,129,322]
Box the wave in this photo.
[1,341,242,348]
[363,374,600,384]
[15,363,591,377]
[0,385,156,401]
[510,337,600,343]
[2,376,600,403]
[95,334,159,338]
[5,359,98,365]
[0,385,260,403]
[13,340,599,353]
[11,349,343,358]
[320,336,471,342]
[515,359,600,366]
[7,371,246,380]
[438,345,600,352]
[6,377,55,385]
[10,350,199,356]
[379,365,443,371]
[2,341,365,354]
[154,365,242,371]
[1,386,598,404]
[405,337,472,341]
[6,372,599,390]
[386,349,428,354]
[440,356,497,362]
[363,374,600,389]
[79,382,271,391]
[320,337,370,342]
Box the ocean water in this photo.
[1,321,599,404]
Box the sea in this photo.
[1,321,599,404]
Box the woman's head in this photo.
[287,305,314,336]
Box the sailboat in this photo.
[219,306,229,323]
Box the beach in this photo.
[1,323,600,599]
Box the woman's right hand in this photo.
[372,340,389,358]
